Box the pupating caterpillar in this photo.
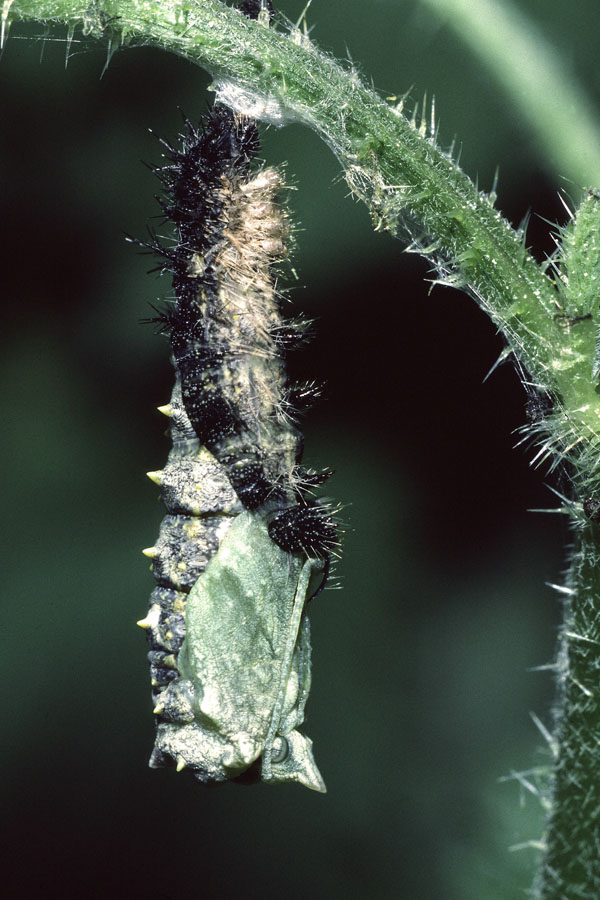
[138,5,338,791]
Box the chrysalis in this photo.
[153,511,325,791]
[138,103,338,790]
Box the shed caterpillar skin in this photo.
[154,107,301,511]
[139,99,339,789]
[148,105,339,552]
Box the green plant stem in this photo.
[419,0,600,188]
[6,1,600,894]
[534,524,600,898]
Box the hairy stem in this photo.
[534,525,600,898]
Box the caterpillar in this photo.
[138,13,338,790]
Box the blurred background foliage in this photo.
[2,0,598,896]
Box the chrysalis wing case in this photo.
[138,98,338,790]
[155,511,324,791]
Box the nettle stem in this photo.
[7,0,600,893]
[534,524,600,897]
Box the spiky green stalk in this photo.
[5,0,600,894]
[533,524,600,897]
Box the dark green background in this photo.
[2,1,598,897]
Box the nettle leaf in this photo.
[154,511,326,792]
